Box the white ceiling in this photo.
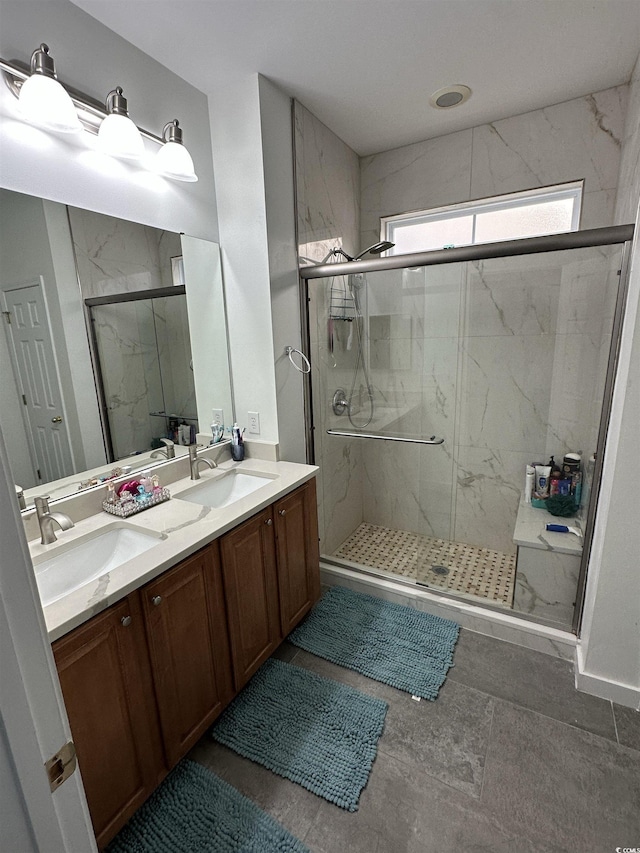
[72,0,640,156]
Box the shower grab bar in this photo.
[327,429,444,445]
[285,346,311,374]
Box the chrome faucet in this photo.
[34,496,74,545]
[150,438,175,459]
[189,444,216,480]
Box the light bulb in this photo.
[18,45,82,134]
[97,87,145,161]
[155,120,198,182]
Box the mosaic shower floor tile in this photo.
[334,523,516,607]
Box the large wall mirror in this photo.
[0,188,233,510]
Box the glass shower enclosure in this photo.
[300,226,633,634]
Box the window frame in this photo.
[380,180,584,255]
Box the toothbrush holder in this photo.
[231,444,244,462]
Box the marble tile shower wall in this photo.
[356,85,627,555]
[294,101,363,552]
[296,83,630,558]
[68,209,184,457]
[360,84,628,252]
[358,248,620,555]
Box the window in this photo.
[381,181,583,255]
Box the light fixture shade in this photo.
[18,70,82,133]
[155,120,197,182]
[98,113,145,160]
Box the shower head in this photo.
[331,241,395,263]
[353,241,395,260]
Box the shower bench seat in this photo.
[512,497,582,628]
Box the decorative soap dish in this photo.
[102,488,171,518]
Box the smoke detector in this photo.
[429,85,472,109]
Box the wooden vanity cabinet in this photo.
[220,479,321,691]
[52,594,165,850]
[275,478,321,636]
[141,541,233,767]
[220,506,281,690]
[53,477,319,848]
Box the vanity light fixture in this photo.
[1,44,198,181]
[155,120,198,182]
[17,44,83,133]
[97,87,145,161]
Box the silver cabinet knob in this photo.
[278,509,286,516]
[120,615,132,627]
[151,595,162,606]
[264,518,273,526]
[51,416,63,424]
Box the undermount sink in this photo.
[177,469,275,508]
[33,524,164,607]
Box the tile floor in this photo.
[334,522,516,606]
[189,625,640,853]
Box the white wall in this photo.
[208,74,279,444]
[0,1,217,241]
[577,52,640,709]
[258,76,307,463]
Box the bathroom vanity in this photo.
[28,455,319,849]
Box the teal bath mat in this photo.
[288,586,459,699]
[106,759,308,853]
[211,658,387,811]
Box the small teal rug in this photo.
[288,586,459,699]
[211,658,387,811]
[105,759,308,853]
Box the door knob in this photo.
[151,595,162,606]
[120,615,132,627]
[51,416,63,424]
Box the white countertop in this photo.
[30,458,317,642]
[513,498,583,556]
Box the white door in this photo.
[0,426,97,851]
[1,278,75,484]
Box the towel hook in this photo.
[285,346,311,374]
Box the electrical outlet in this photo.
[248,412,260,434]
[211,409,224,426]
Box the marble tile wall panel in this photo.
[93,301,162,459]
[68,208,167,298]
[360,86,627,264]
[360,130,473,251]
[614,50,640,226]
[454,446,532,554]
[294,102,363,550]
[514,547,581,628]
[456,334,555,454]
[470,86,627,229]
[294,101,360,262]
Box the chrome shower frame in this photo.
[299,224,635,637]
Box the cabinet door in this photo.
[53,595,164,850]
[142,542,233,767]
[220,507,281,690]
[275,479,321,636]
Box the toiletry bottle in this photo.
[549,457,562,496]
[524,465,535,504]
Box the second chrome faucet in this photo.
[189,444,216,480]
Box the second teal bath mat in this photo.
[211,658,387,811]
[288,586,460,699]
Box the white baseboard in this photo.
[574,644,640,710]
